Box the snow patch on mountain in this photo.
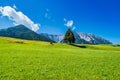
[40,32,112,44]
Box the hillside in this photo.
[0,37,120,80]
[0,36,119,51]
[0,25,53,42]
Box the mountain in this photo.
[78,33,112,44]
[77,32,112,44]
[0,25,53,42]
[40,33,64,43]
[0,24,112,44]
[40,32,112,44]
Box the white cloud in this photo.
[44,9,55,22]
[72,26,76,30]
[64,20,74,27]
[13,4,17,9]
[64,18,67,21]
[64,18,76,30]
[45,12,51,19]
[44,9,50,19]
[0,6,40,31]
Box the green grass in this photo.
[0,37,120,80]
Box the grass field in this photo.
[0,37,120,80]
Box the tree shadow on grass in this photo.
[112,44,120,47]
[11,41,25,44]
[69,44,87,48]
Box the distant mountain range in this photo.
[40,32,112,44]
[0,25,112,44]
[0,25,53,42]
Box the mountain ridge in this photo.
[0,25,112,44]
[40,32,112,44]
[0,25,53,42]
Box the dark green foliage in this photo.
[64,28,75,44]
[0,25,54,42]
[112,44,120,47]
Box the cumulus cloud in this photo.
[64,19,74,27]
[0,6,40,31]
[64,18,76,30]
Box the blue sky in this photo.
[0,0,120,44]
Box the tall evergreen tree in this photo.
[64,28,75,44]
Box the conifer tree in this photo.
[64,28,75,44]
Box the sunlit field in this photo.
[0,37,120,80]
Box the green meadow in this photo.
[0,37,120,80]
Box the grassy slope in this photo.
[0,37,120,80]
